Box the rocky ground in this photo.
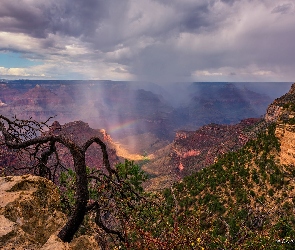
[0,174,101,250]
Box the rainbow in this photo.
[108,119,140,134]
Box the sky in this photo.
[0,0,294,82]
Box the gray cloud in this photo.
[0,0,294,81]
[0,0,108,38]
[272,3,293,14]
[129,44,192,82]
[180,4,214,32]
[47,0,109,37]
[0,1,49,38]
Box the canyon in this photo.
[0,81,276,139]
[0,80,292,187]
[2,82,295,249]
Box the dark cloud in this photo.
[0,0,108,38]
[47,0,109,37]
[82,1,130,52]
[0,1,49,38]
[154,1,228,33]
[271,3,293,14]
[0,0,294,81]
[180,4,212,32]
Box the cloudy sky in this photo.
[0,0,294,82]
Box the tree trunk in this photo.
[58,149,89,242]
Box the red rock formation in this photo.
[46,121,120,171]
[170,118,262,176]
[99,129,112,142]
[0,121,120,179]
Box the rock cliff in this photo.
[275,123,295,165]
[142,118,263,190]
[170,118,262,176]
[0,175,100,249]
[270,83,295,166]
[265,83,295,122]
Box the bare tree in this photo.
[0,115,146,244]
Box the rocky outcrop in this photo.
[264,83,295,166]
[170,118,262,176]
[41,234,100,250]
[265,83,295,123]
[0,175,65,249]
[46,120,120,170]
[275,123,295,166]
[0,175,101,250]
[142,118,263,189]
[99,129,112,142]
[265,105,282,123]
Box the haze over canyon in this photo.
[0,80,291,186]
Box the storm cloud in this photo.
[0,0,294,81]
